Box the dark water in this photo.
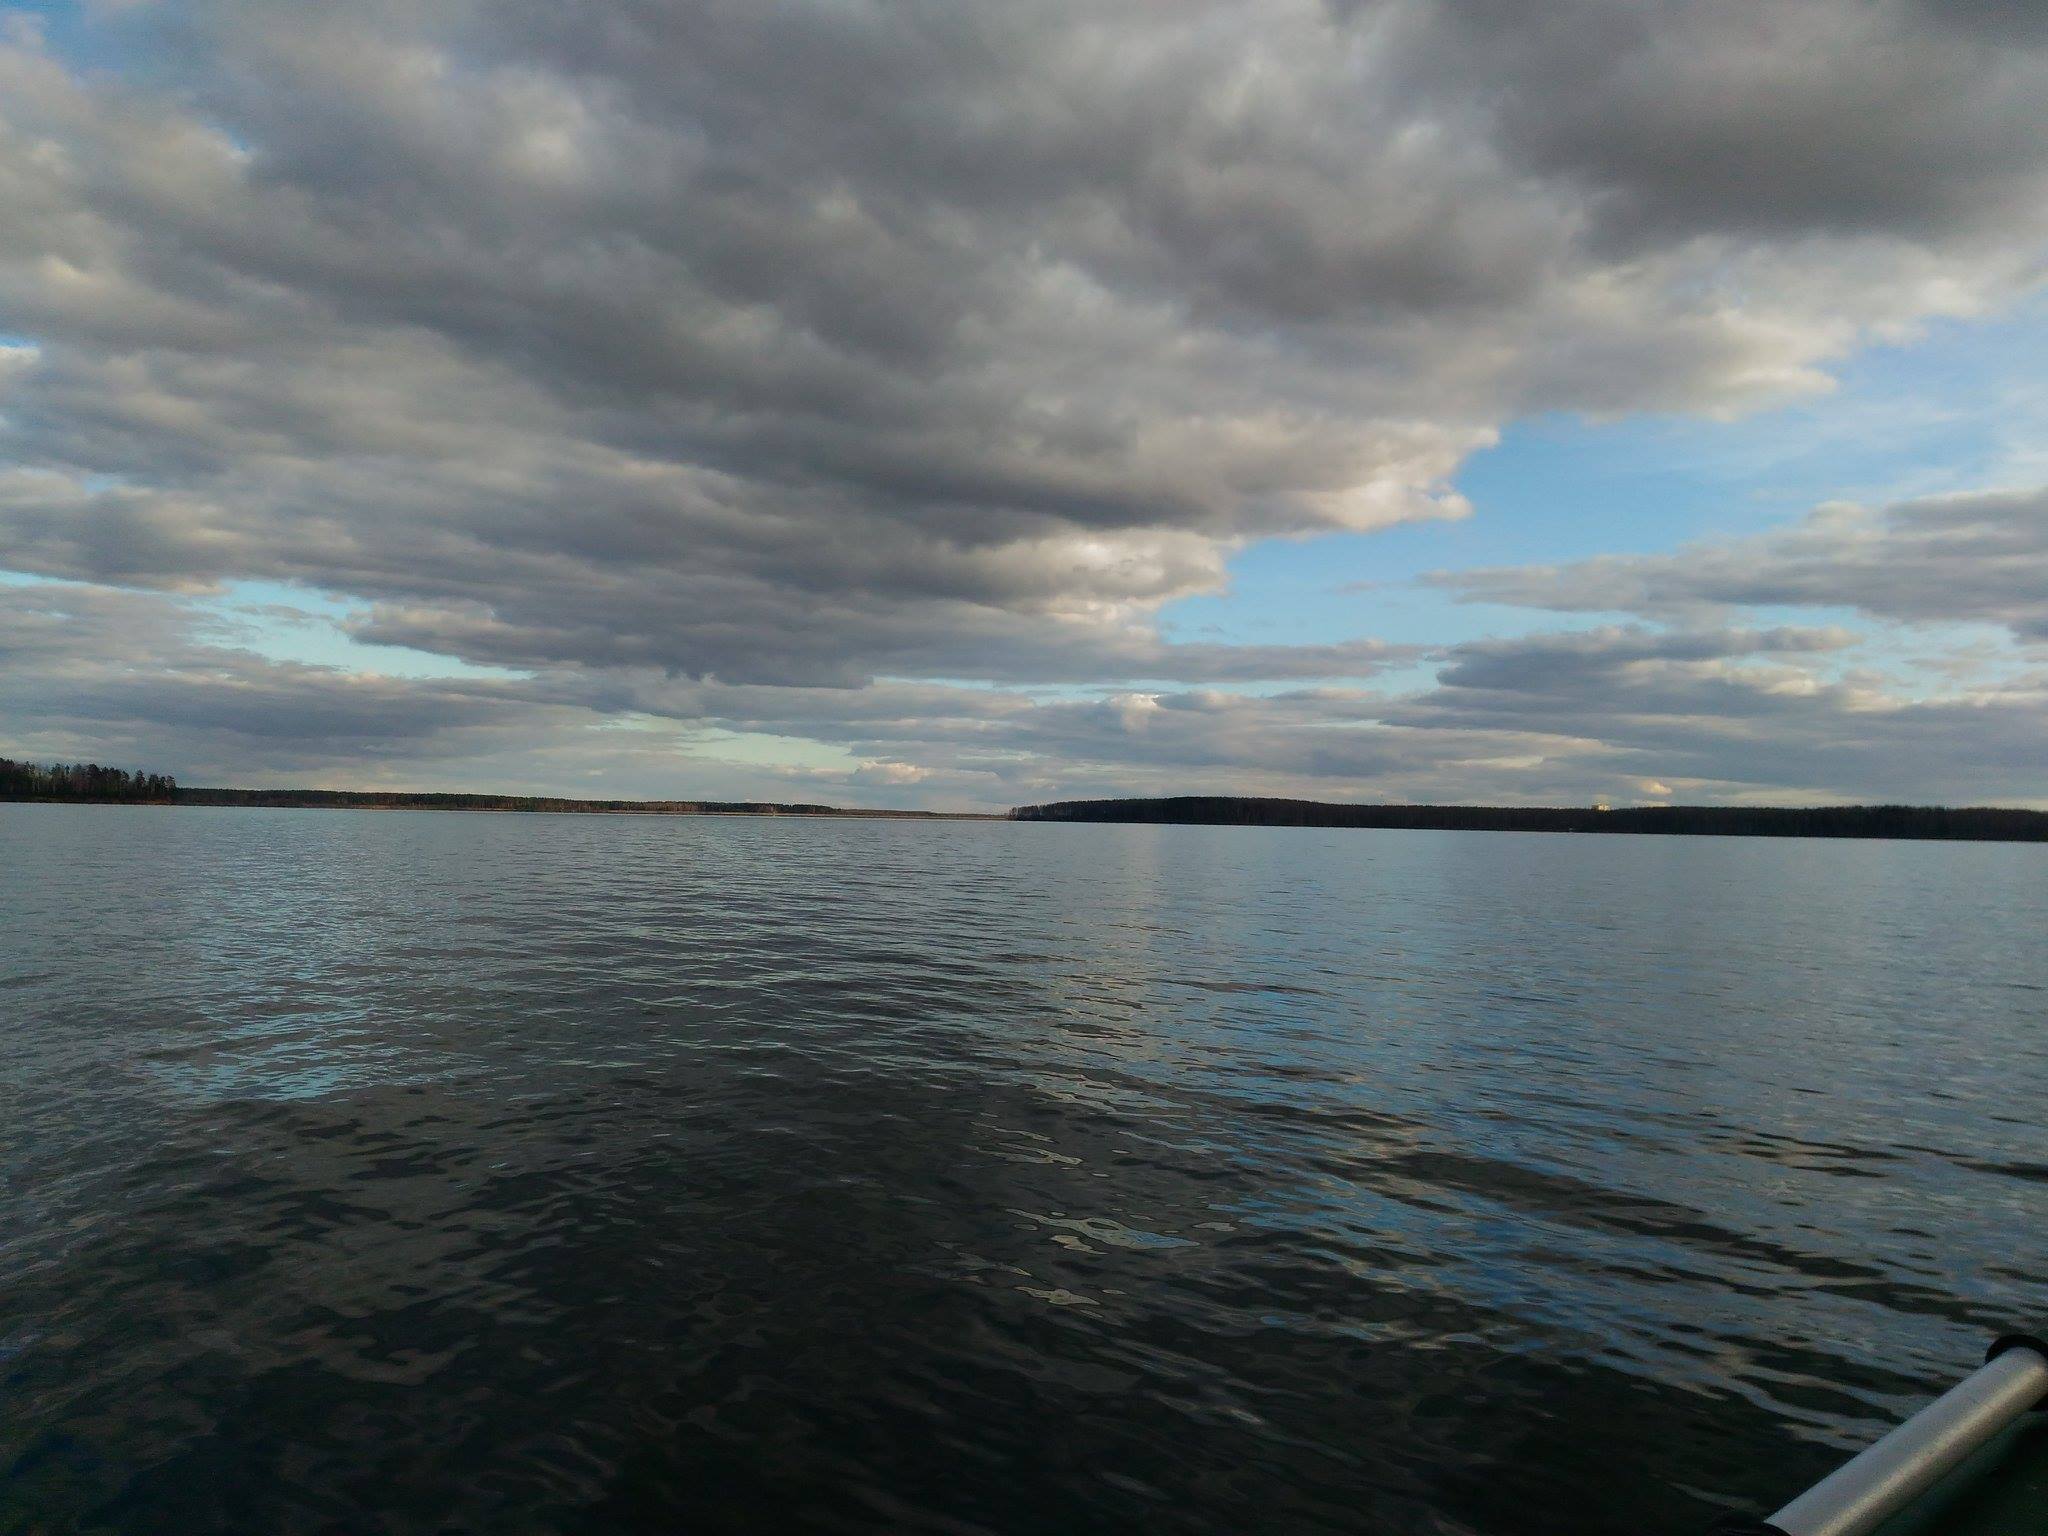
[3,806,2043,1535]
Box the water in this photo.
[2,805,2043,1535]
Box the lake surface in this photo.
[2,805,2043,1534]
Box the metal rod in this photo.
[1754,1338,2048,1536]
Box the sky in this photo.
[1,0,2045,810]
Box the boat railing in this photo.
[1716,1333,2047,1536]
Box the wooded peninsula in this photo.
[6,760,2045,840]
[0,759,980,819]
[1012,795,2048,841]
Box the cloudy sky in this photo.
[2,0,2045,809]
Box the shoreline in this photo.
[7,789,2048,840]
[1014,795,2048,843]
[1,791,999,821]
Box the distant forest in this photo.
[0,759,971,818]
[170,787,965,817]
[0,758,178,802]
[9,761,2045,839]
[1011,795,2048,842]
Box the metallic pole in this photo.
[1723,1335,2048,1536]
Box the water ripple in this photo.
[2,805,2043,1534]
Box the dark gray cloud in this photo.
[1378,624,2048,803]
[1404,0,2048,246]
[1,2,2046,800]
[7,581,2044,807]
[0,580,586,783]
[1436,487,2048,642]
[664,624,2048,806]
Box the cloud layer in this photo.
[2,1,2046,802]
[1439,487,2048,641]
[11,578,2043,809]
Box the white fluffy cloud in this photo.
[2,1,2046,801]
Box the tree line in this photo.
[171,786,977,818]
[0,758,179,802]
[1009,795,2048,843]
[0,761,980,817]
